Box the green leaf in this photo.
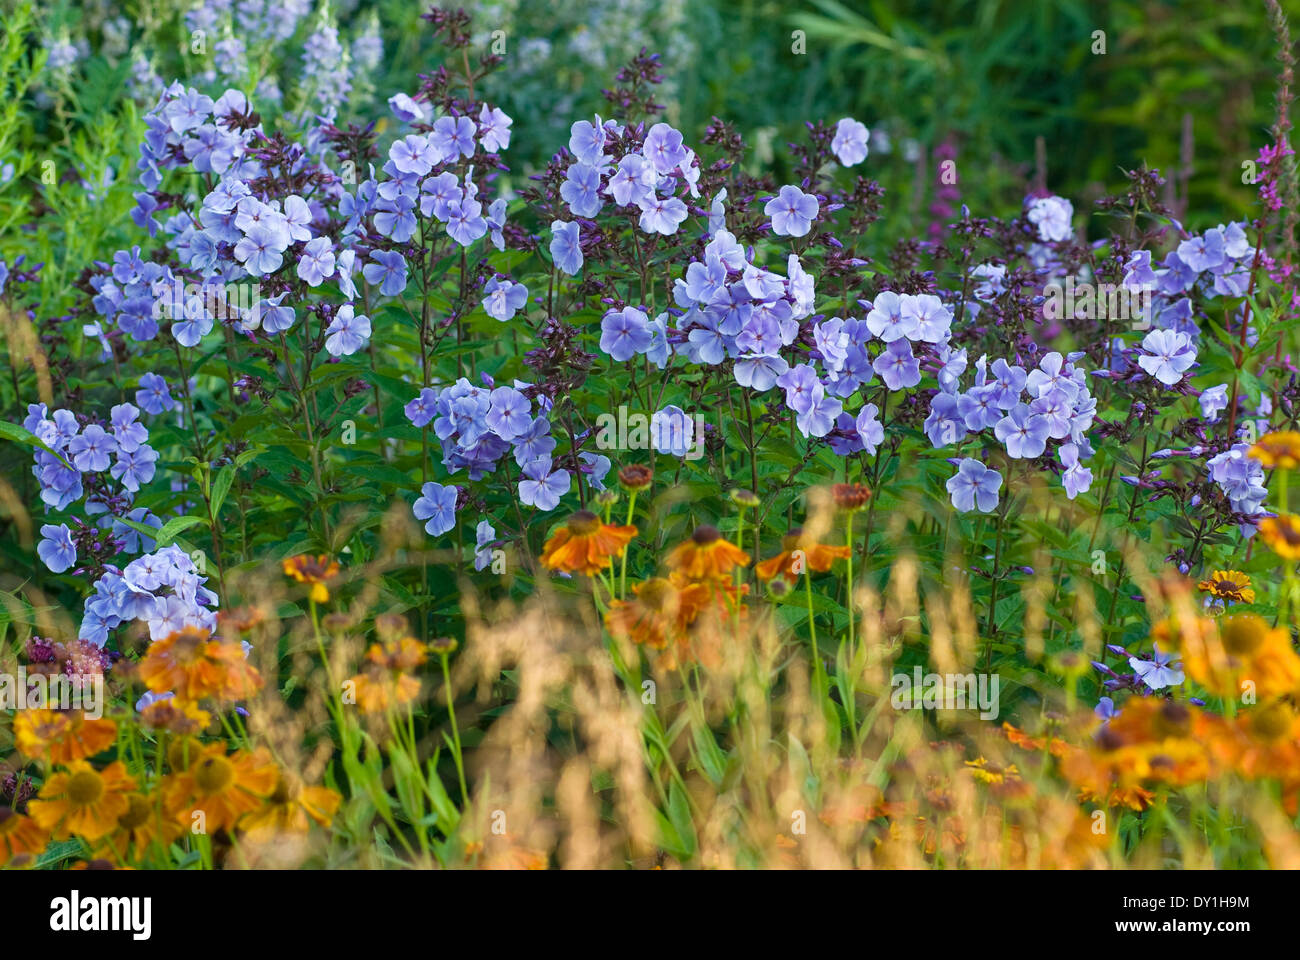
[210,464,237,517]
[0,419,71,468]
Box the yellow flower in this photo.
[283,554,340,603]
[29,761,136,842]
[964,756,1020,785]
[540,511,637,575]
[1196,569,1255,605]
[0,807,47,865]
[755,529,852,583]
[14,709,116,765]
[138,626,262,704]
[240,772,341,840]
[1249,430,1300,469]
[1259,514,1300,559]
[665,525,749,581]
[163,743,278,833]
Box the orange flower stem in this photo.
[805,568,823,694]
[620,492,638,600]
[845,512,856,656]
[1281,470,1293,626]
[440,652,469,806]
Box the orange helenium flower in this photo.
[605,577,710,650]
[283,554,340,602]
[1249,430,1300,469]
[540,510,637,575]
[29,761,136,842]
[1196,569,1255,605]
[1259,514,1300,559]
[0,807,46,865]
[102,792,180,862]
[666,525,749,581]
[163,743,278,833]
[14,709,116,764]
[240,772,341,839]
[138,626,263,703]
[1179,613,1300,700]
[755,529,852,582]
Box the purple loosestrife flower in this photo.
[362,250,408,296]
[994,403,1050,459]
[1137,329,1197,386]
[68,424,117,473]
[550,221,583,276]
[324,305,371,356]
[38,523,77,573]
[297,236,336,286]
[946,458,1002,513]
[519,459,570,511]
[832,118,870,166]
[600,307,653,361]
[1129,643,1184,690]
[764,185,819,237]
[413,482,458,536]
[482,277,528,322]
[872,339,922,391]
[136,373,174,415]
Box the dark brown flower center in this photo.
[691,525,720,545]
[567,510,601,535]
